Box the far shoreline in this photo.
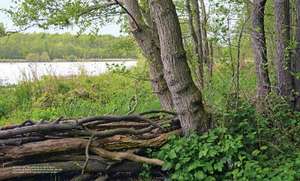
[0,58,137,63]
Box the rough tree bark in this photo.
[274,0,293,100]
[185,0,203,90]
[208,41,214,82]
[149,0,208,134]
[191,0,205,89]
[251,0,271,106]
[293,0,300,110]
[123,0,174,111]
[185,0,197,44]
[199,0,210,67]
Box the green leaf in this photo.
[251,150,260,157]
[213,162,224,172]
[162,162,173,171]
[260,146,268,150]
[169,150,177,159]
[194,171,206,180]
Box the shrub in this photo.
[64,54,78,61]
[40,52,50,61]
[155,128,245,181]
[142,99,300,181]
[25,53,40,61]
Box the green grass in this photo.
[0,62,160,125]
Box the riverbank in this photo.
[0,60,137,85]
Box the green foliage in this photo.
[155,128,244,181]
[25,53,40,61]
[0,23,6,37]
[0,33,138,60]
[7,0,117,33]
[40,51,50,61]
[203,63,256,112]
[140,99,300,181]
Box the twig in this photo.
[73,126,155,138]
[140,110,177,116]
[127,95,138,115]
[81,134,95,174]
[78,115,163,130]
[52,116,64,124]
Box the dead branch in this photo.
[91,147,164,166]
[0,111,179,180]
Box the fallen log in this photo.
[98,129,181,150]
[2,154,110,167]
[0,138,165,166]
[90,122,150,130]
[0,123,80,139]
[0,136,46,146]
[0,138,87,161]
[70,174,95,181]
[78,115,162,129]
[0,160,107,180]
[91,147,164,166]
[0,111,179,180]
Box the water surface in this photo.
[0,60,137,85]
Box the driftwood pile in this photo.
[0,111,181,181]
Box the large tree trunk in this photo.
[293,0,300,110]
[251,0,271,106]
[123,0,174,111]
[149,0,208,134]
[274,0,293,100]
[185,0,203,90]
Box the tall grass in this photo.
[0,61,160,125]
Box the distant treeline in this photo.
[0,33,138,60]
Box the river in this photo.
[0,60,137,85]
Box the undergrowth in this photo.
[141,98,300,181]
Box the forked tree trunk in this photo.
[251,0,271,106]
[123,0,174,111]
[274,0,293,100]
[149,0,208,134]
[293,0,300,110]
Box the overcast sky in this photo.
[0,0,121,36]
